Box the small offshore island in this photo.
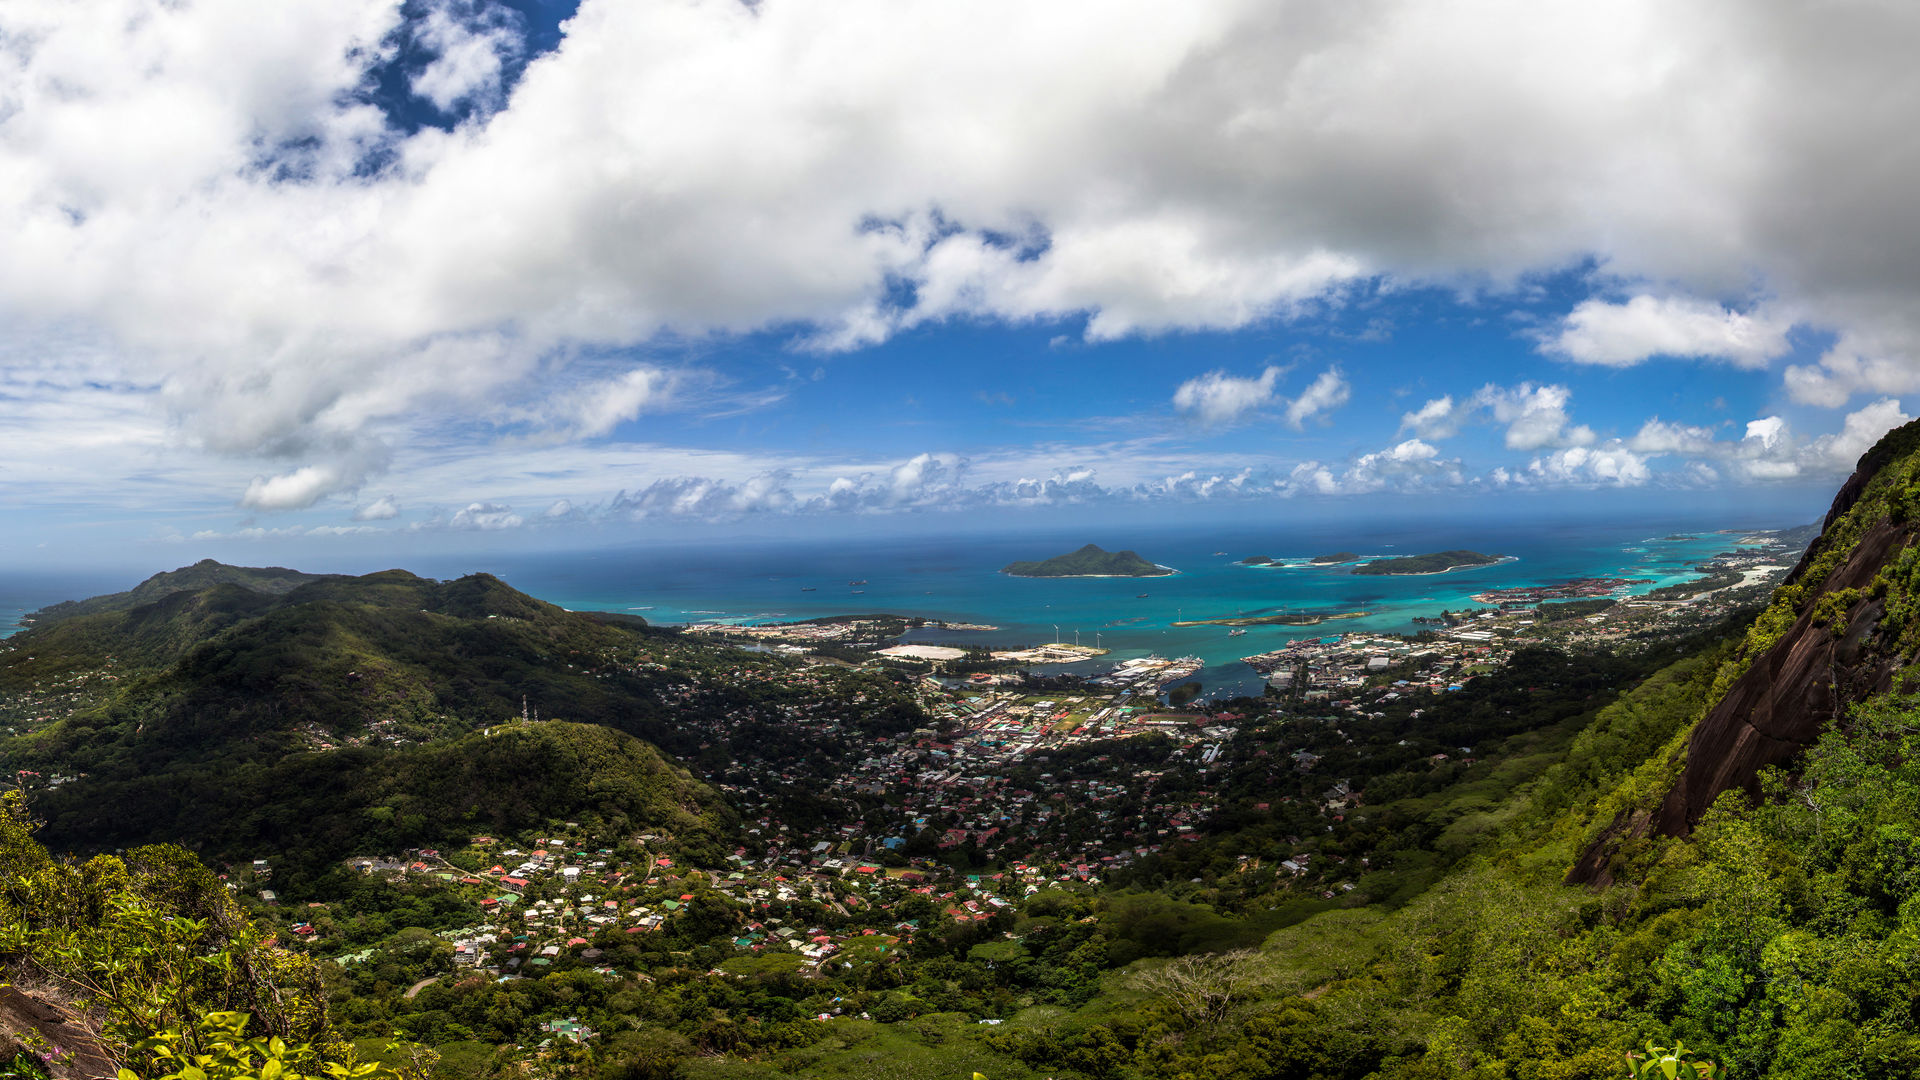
[1238,550,1442,570]
[1351,549,1505,575]
[1172,609,1369,628]
[1240,553,1358,566]
[1002,543,1175,578]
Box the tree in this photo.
[1128,948,1263,1028]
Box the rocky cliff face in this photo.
[1570,419,1920,886]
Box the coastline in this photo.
[1,525,1795,704]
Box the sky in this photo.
[3,0,1919,567]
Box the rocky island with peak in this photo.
[1001,543,1175,577]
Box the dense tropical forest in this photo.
[13,421,1920,1078]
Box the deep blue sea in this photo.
[0,516,1778,701]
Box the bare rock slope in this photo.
[1571,419,1920,886]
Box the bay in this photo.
[440,516,1771,701]
[0,515,1780,701]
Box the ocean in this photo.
[0,516,1777,701]
[442,516,1767,700]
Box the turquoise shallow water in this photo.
[0,516,1781,700]
[452,517,1774,700]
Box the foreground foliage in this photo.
[0,792,405,1080]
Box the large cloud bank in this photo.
[4,0,1920,509]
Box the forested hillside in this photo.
[0,567,899,884]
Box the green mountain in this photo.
[1002,543,1173,577]
[0,564,731,887]
[22,557,340,629]
[1351,548,1502,575]
[1574,416,1920,879]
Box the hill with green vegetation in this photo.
[21,557,340,629]
[0,565,748,886]
[28,720,730,894]
[1311,551,1360,564]
[1002,543,1173,577]
[1351,549,1502,575]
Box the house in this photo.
[544,1018,594,1043]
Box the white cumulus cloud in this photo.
[1399,395,1460,440]
[240,465,348,511]
[1172,366,1284,426]
[1284,366,1352,429]
[1806,397,1911,470]
[448,502,524,530]
[1528,444,1652,487]
[1626,418,1718,455]
[1549,296,1792,368]
[409,0,523,115]
[1474,383,1592,451]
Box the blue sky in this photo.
[2,0,1916,567]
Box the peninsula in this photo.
[1002,544,1174,578]
[1351,550,1504,575]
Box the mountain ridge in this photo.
[22,558,343,629]
[1571,416,1920,885]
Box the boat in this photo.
[850,590,865,595]
[800,587,816,592]
[1228,628,1247,636]
[1136,593,1149,598]
[848,579,868,586]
